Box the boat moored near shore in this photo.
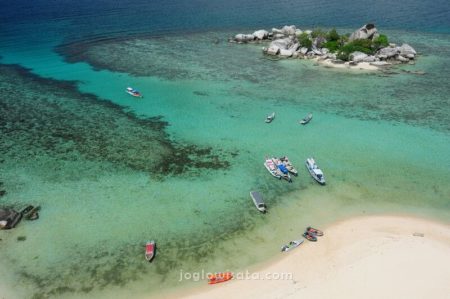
[281,239,304,252]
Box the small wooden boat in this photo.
[126,87,143,98]
[21,205,40,220]
[300,113,312,125]
[265,112,275,123]
[145,241,155,262]
[303,231,317,242]
[305,158,325,185]
[20,205,34,216]
[250,191,267,213]
[281,239,304,252]
[208,272,233,284]
[306,226,323,236]
[279,156,298,176]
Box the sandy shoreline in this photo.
[164,215,450,299]
[316,58,380,71]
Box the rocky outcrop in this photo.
[232,24,417,68]
[377,46,399,58]
[281,25,297,36]
[349,51,368,63]
[253,30,269,40]
[349,24,378,41]
[399,43,417,56]
[233,34,255,43]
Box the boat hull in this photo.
[281,239,304,252]
[305,159,325,185]
[250,191,267,213]
[145,241,155,262]
[300,113,312,125]
[264,160,292,182]
[208,272,233,284]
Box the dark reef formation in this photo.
[0,64,231,179]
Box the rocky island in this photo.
[230,24,417,70]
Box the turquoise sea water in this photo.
[1,1,450,298]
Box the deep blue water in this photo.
[1,0,450,44]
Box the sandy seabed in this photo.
[163,215,450,299]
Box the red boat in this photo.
[303,231,317,242]
[145,241,155,262]
[307,226,324,236]
[208,272,233,284]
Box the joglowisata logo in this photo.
[178,269,293,282]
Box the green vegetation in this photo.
[311,28,327,38]
[323,40,339,52]
[373,34,389,49]
[298,32,312,49]
[326,28,340,41]
[297,28,390,61]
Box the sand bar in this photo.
[168,215,450,299]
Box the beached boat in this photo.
[208,272,233,284]
[145,241,155,262]
[281,239,304,252]
[279,156,298,176]
[306,226,324,236]
[305,158,325,185]
[303,231,317,242]
[250,191,267,213]
[126,87,143,98]
[265,112,275,123]
[300,113,312,125]
[264,158,292,182]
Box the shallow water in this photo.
[1,1,450,298]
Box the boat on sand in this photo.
[265,112,275,123]
[281,239,304,252]
[306,226,324,236]
[303,231,317,242]
[250,191,267,213]
[208,272,233,284]
[145,241,155,262]
[305,158,325,185]
[300,113,312,125]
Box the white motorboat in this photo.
[281,239,304,252]
[265,112,275,123]
[305,158,325,185]
[300,113,312,125]
[126,87,143,98]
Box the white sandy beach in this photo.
[316,58,380,71]
[168,215,450,299]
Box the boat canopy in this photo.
[313,169,323,175]
[250,191,264,205]
[278,164,288,174]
